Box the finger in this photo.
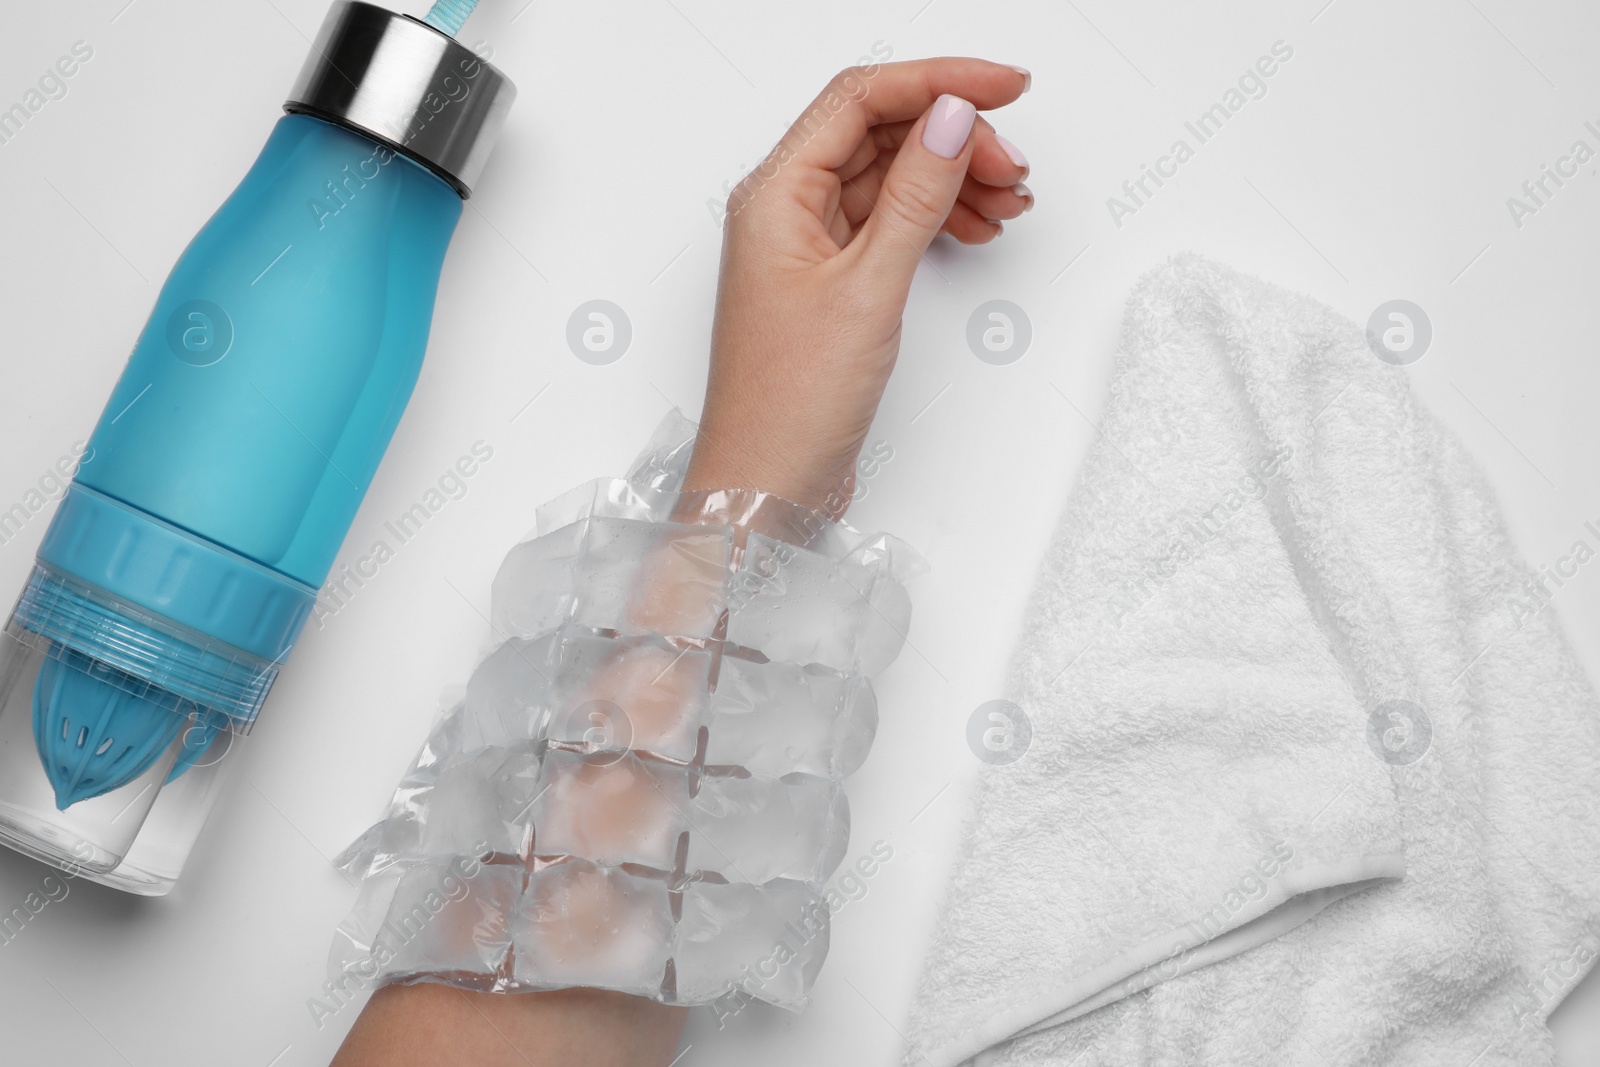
[783,58,1027,171]
[839,157,891,227]
[971,116,1030,185]
[957,174,1033,221]
[853,94,978,285]
[839,115,1027,188]
[834,134,883,184]
[940,200,1003,244]
[858,167,1029,227]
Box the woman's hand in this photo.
[684,58,1033,516]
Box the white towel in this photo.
[905,255,1600,1066]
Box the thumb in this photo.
[855,94,977,287]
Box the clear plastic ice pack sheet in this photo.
[329,414,921,1014]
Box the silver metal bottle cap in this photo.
[284,1,516,197]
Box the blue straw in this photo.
[423,0,479,36]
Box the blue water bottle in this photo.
[0,0,514,892]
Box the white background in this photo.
[1,0,1598,1063]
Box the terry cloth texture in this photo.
[905,255,1600,1067]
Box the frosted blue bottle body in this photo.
[80,113,463,587]
[0,112,465,868]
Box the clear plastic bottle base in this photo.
[0,623,244,893]
[0,804,119,874]
[78,861,178,896]
[0,803,183,893]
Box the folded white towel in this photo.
[905,255,1600,1066]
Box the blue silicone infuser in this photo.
[32,651,193,809]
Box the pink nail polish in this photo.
[1007,65,1032,93]
[923,95,977,159]
[1014,181,1034,210]
[995,134,1029,173]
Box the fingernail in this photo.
[1014,181,1034,211]
[1007,65,1032,93]
[923,95,978,159]
[986,219,1005,234]
[995,134,1029,173]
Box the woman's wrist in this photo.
[681,414,859,521]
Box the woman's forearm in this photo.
[332,985,686,1067]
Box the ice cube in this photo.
[375,746,529,863]
[832,678,877,779]
[549,635,710,762]
[558,518,726,638]
[461,636,557,752]
[377,859,524,980]
[623,412,699,492]
[674,878,828,1008]
[726,534,909,672]
[328,863,404,979]
[530,750,689,870]
[492,522,585,638]
[684,774,848,885]
[495,517,731,641]
[616,522,730,639]
[494,744,544,860]
[513,859,672,996]
[844,539,915,676]
[706,657,877,779]
[531,477,657,536]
